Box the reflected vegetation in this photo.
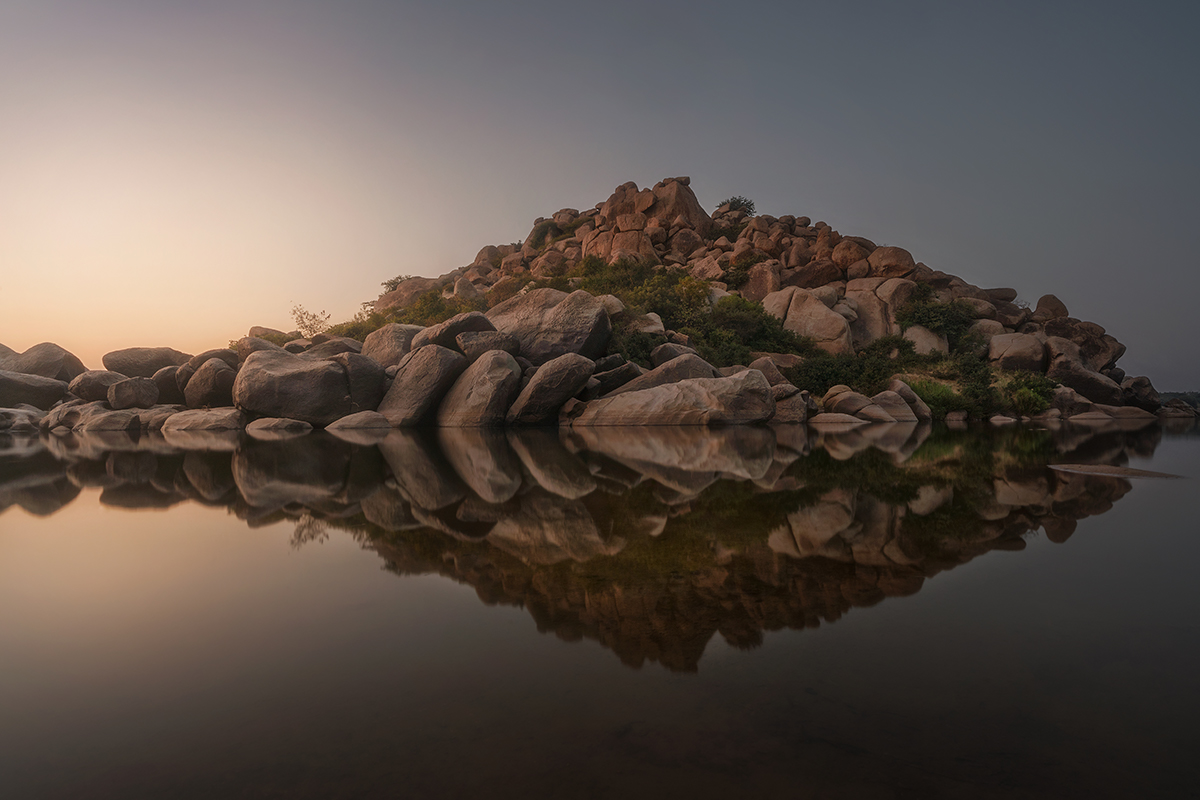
[1,418,1190,671]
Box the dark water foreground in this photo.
[1,420,1197,799]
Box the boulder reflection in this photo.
[1,419,1188,671]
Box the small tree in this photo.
[717,196,755,215]
[291,304,331,338]
[381,274,417,293]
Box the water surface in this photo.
[1,420,1197,798]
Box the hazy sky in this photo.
[2,1,1198,387]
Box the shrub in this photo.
[894,283,977,351]
[908,379,971,419]
[291,304,331,338]
[721,252,768,290]
[717,196,755,215]
[999,370,1057,416]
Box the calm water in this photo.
[1,420,1197,799]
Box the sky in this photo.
[1,0,1198,387]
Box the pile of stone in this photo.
[2,177,1194,435]
[372,176,1185,422]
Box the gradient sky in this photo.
[2,0,1198,387]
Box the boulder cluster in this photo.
[2,177,1195,434]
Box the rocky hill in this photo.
[3,176,1196,434]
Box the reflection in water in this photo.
[0,419,1185,671]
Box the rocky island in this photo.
[1,177,1196,437]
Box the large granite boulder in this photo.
[233,350,352,426]
[361,323,425,368]
[0,370,67,409]
[331,352,387,414]
[1121,376,1161,412]
[1047,356,1123,405]
[376,345,468,426]
[152,366,187,405]
[235,337,284,362]
[507,353,596,425]
[562,369,774,426]
[487,289,611,366]
[102,347,192,378]
[762,287,853,355]
[185,358,237,408]
[988,333,1047,372]
[68,370,128,402]
[1042,317,1125,373]
[410,311,495,351]
[436,350,522,427]
[108,377,159,410]
[606,354,719,397]
[0,342,87,382]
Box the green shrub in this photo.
[908,379,971,419]
[717,196,755,215]
[721,252,767,290]
[999,370,1057,416]
[782,337,935,398]
[894,283,977,351]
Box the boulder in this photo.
[1032,294,1069,322]
[771,390,811,423]
[233,349,354,427]
[902,325,949,356]
[374,276,439,312]
[186,348,239,371]
[235,337,284,361]
[988,333,1047,372]
[410,311,496,351]
[161,408,244,431]
[593,361,643,395]
[1121,376,1161,412]
[870,390,918,422]
[436,350,523,427]
[376,345,468,426]
[606,354,719,397]
[762,287,853,355]
[102,347,192,378]
[362,323,425,368]
[246,417,313,440]
[507,353,596,425]
[782,258,842,289]
[743,260,782,303]
[0,370,67,409]
[1047,358,1123,405]
[302,337,362,360]
[68,370,128,402]
[748,357,788,386]
[0,342,87,381]
[650,342,698,367]
[185,358,237,408]
[152,366,186,405]
[456,330,521,362]
[108,377,159,410]
[325,411,391,430]
[562,369,774,426]
[248,326,289,339]
[331,352,387,413]
[487,289,611,365]
[887,379,933,421]
[1043,317,1125,372]
[866,246,916,278]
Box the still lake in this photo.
[1,419,1197,799]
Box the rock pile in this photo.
[2,177,1192,433]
